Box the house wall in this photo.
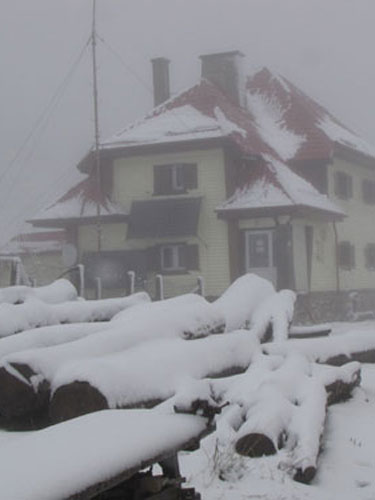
[327,156,375,291]
[78,147,231,298]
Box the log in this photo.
[0,298,226,421]
[233,359,361,471]
[49,332,260,424]
[0,292,150,338]
[235,385,294,457]
[262,331,375,366]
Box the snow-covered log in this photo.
[289,323,331,339]
[49,332,260,423]
[0,292,150,338]
[213,274,275,332]
[0,279,77,305]
[231,356,360,472]
[288,378,328,484]
[235,384,294,456]
[263,331,375,365]
[0,299,226,419]
[0,409,210,500]
[0,322,113,360]
[250,290,296,342]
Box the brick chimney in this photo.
[151,57,170,107]
[200,50,245,107]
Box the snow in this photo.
[102,105,223,148]
[0,279,77,305]
[214,273,275,332]
[180,361,375,500]
[247,92,305,161]
[218,156,344,217]
[0,409,207,500]
[51,331,260,408]
[34,195,127,222]
[0,292,150,337]
[263,329,375,362]
[0,294,223,385]
[267,156,343,215]
[318,115,375,159]
[0,322,113,360]
[250,289,296,342]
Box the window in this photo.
[338,241,355,270]
[161,245,185,271]
[365,244,375,269]
[153,163,197,195]
[362,180,375,204]
[334,172,353,200]
[157,244,199,273]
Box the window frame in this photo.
[338,241,355,270]
[365,243,375,270]
[160,244,185,272]
[153,163,197,195]
[334,171,353,200]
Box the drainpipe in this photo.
[333,222,340,293]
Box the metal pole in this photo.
[92,0,102,253]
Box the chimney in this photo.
[151,57,170,107]
[200,50,245,107]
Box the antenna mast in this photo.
[92,0,102,252]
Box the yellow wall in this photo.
[324,156,375,290]
[79,148,231,298]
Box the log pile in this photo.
[210,354,361,483]
[0,273,371,489]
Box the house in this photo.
[30,51,375,320]
[0,228,66,287]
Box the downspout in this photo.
[332,222,340,293]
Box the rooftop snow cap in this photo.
[151,57,170,107]
[200,50,245,107]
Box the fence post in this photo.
[30,278,37,288]
[95,277,102,300]
[197,276,205,297]
[126,271,135,296]
[77,264,85,298]
[155,274,164,301]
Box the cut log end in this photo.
[49,381,109,424]
[235,433,277,457]
[293,465,317,484]
[0,365,49,418]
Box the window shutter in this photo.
[348,176,353,199]
[185,244,200,270]
[153,165,172,195]
[145,245,161,272]
[183,163,198,190]
[334,172,340,197]
[350,244,355,269]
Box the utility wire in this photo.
[0,37,91,221]
[97,34,152,93]
[0,37,91,186]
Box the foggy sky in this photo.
[1,0,375,246]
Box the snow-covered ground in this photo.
[181,360,375,500]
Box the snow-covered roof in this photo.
[101,68,375,164]
[0,230,66,256]
[30,176,128,227]
[217,155,344,218]
[247,68,375,162]
[101,79,275,158]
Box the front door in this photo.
[245,230,277,286]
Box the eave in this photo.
[78,137,230,173]
[29,214,129,229]
[216,204,345,222]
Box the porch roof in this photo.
[216,156,345,221]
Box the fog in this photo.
[1,0,375,245]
